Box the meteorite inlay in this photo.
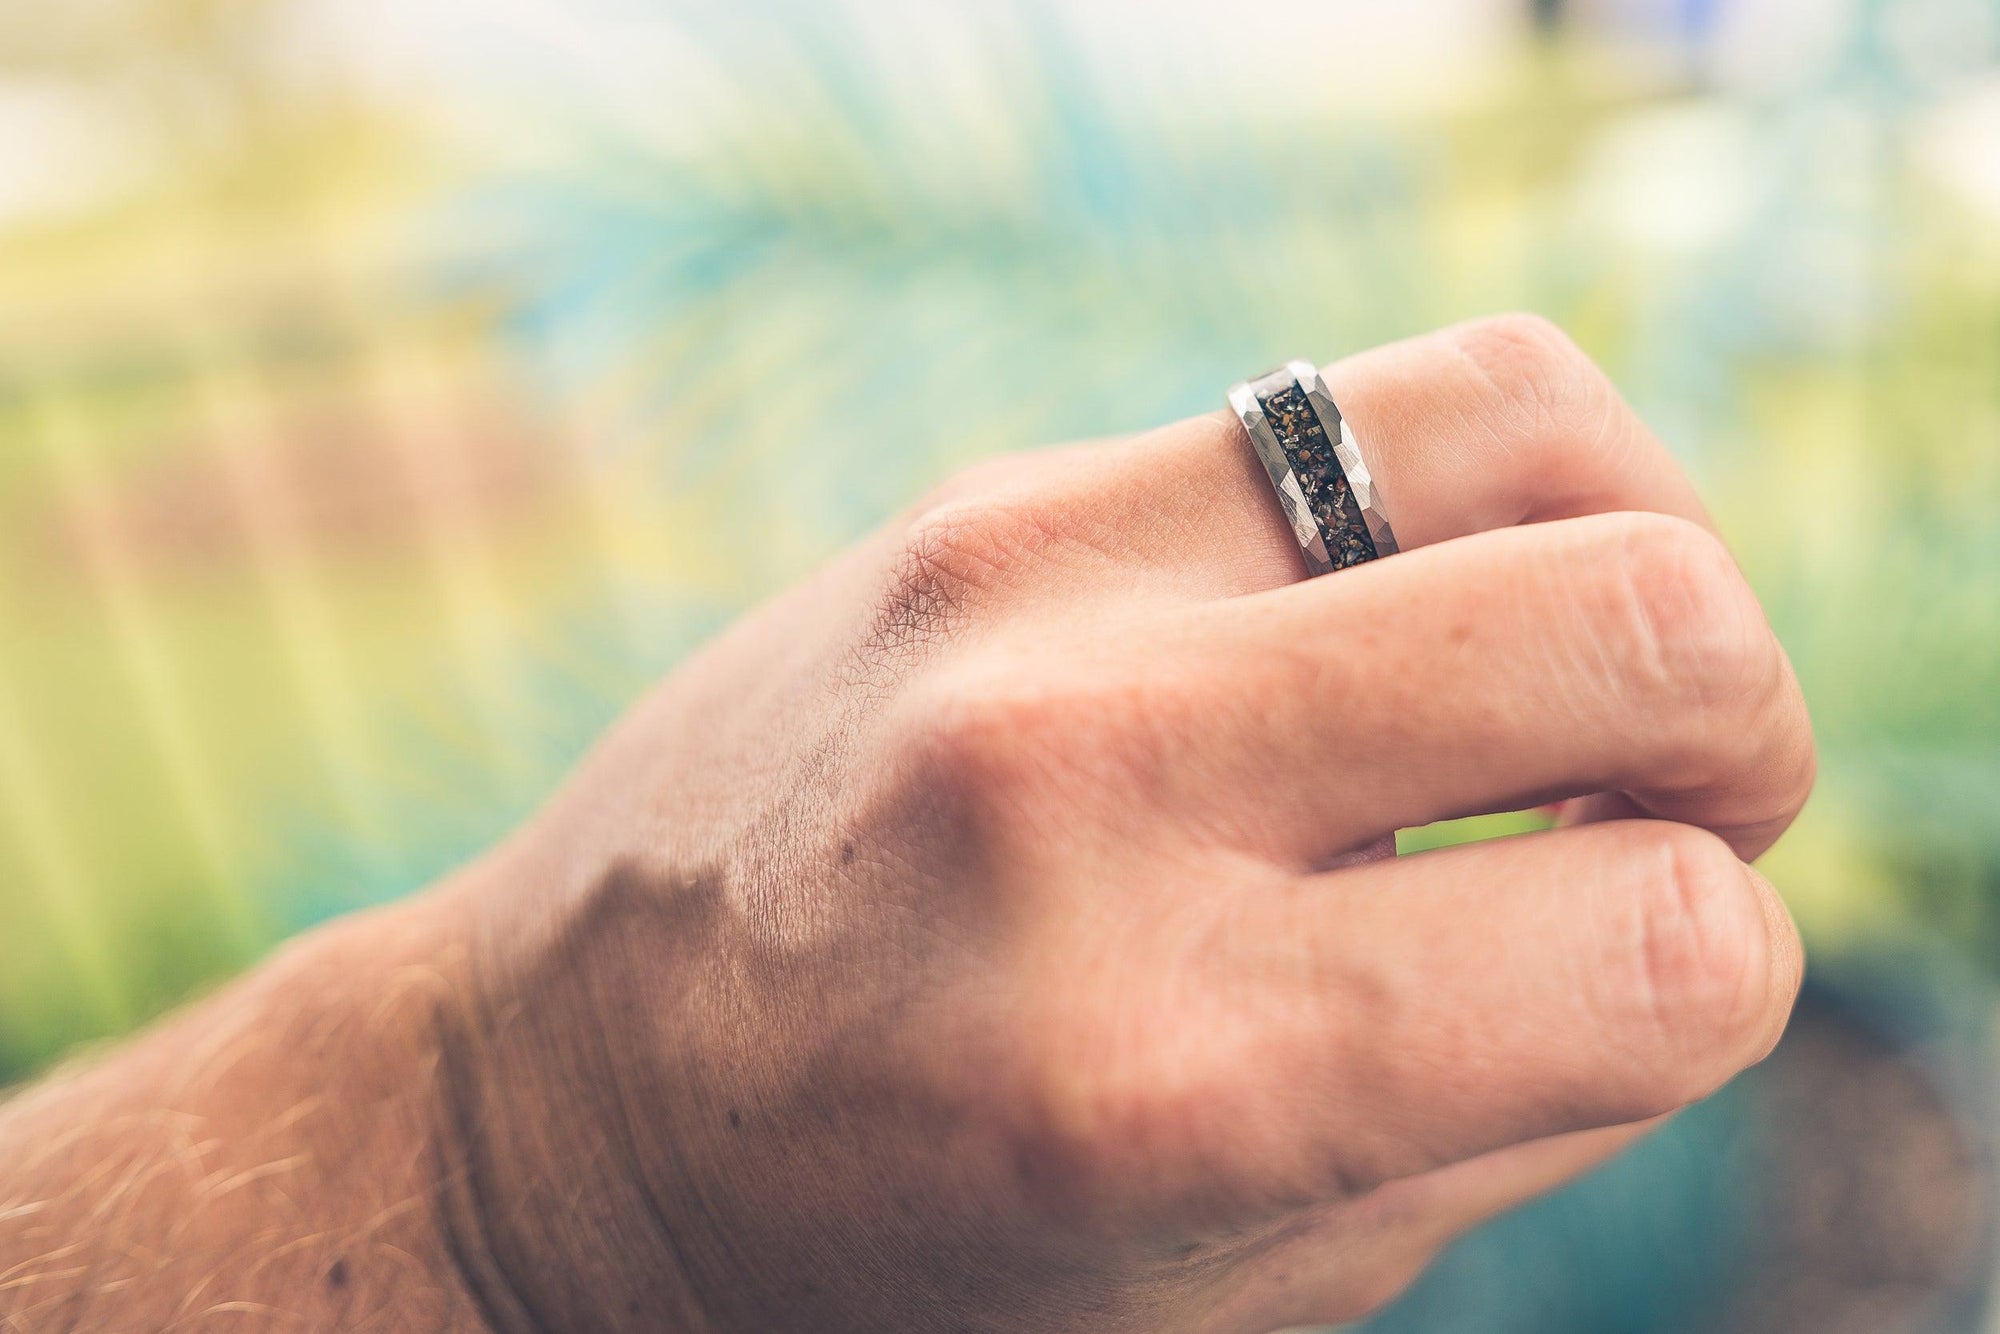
[1227,361,1398,577]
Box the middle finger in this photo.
[975,510,1812,865]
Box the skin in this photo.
[0,315,1814,1333]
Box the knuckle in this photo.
[1448,313,1608,449]
[904,640,1168,788]
[977,936,1320,1234]
[909,453,1043,513]
[1455,311,1582,370]
[1622,825,1770,1059]
[1775,700,1821,821]
[1599,513,1769,710]
[898,660,1138,819]
[906,674,1056,800]
[999,1016,1190,1227]
[1734,659,1819,846]
[871,491,1054,656]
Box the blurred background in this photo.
[1,0,1997,1328]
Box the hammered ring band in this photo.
[1228,360,1398,576]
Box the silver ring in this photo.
[1228,360,1398,575]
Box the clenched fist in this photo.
[0,316,1811,1334]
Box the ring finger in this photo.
[1103,313,1716,597]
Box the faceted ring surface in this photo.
[1227,360,1398,576]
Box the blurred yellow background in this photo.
[3,0,1998,1327]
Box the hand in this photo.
[435,315,1813,1333]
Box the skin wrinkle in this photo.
[574,886,723,1331]
[429,987,562,1334]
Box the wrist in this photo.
[0,877,495,1330]
[428,844,724,1332]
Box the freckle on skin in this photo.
[326,1258,348,1289]
[840,841,857,865]
[728,1109,742,1129]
